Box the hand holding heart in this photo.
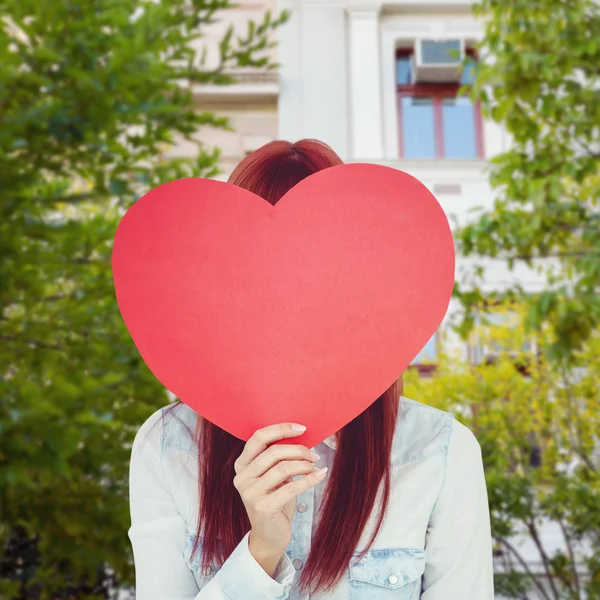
[112,163,455,449]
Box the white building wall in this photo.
[277,4,564,596]
[347,6,385,158]
[277,0,546,305]
[167,0,280,177]
[278,0,350,155]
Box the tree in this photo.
[455,0,600,362]
[0,1,286,597]
[405,305,600,599]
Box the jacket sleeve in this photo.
[128,408,297,600]
[420,418,495,599]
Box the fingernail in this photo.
[310,451,320,461]
[315,467,328,477]
[292,424,306,432]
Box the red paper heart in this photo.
[112,164,454,448]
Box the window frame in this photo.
[408,330,441,377]
[395,48,484,159]
[466,299,540,371]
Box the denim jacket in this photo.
[128,396,494,599]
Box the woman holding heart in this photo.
[126,140,494,600]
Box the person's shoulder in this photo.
[395,396,482,465]
[397,395,455,435]
[131,401,200,460]
[445,410,483,461]
[160,401,202,455]
[131,405,163,454]
[392,396,455,467]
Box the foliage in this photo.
[405,305,600,599]
[0,0,286,597]
[455,0,600,362]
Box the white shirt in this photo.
[128,396,495,599]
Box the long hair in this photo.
[184,139,401,595]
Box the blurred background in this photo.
[0,0,598,598]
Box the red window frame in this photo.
[396,48,484,159]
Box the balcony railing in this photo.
[191,69,279,101]
[226,70,279,84]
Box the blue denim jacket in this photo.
[128,396,494,599]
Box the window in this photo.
[467,307,538,372]
[409,331,439,377]
[396,49,483,159]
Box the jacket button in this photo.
[387,574,398,585]
[292,559,303,570]
[202,566,212,576]
[297,502,308,513]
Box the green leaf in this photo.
[0,0,285,595]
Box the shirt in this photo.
[128,395,495,599]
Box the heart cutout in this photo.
[112,163,454,448]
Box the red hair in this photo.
[189,139,401,594]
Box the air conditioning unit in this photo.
[411,39,465,83]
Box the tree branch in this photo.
[0,334,65,352]
[526,519,561,599]
[497,536,553,600]
[558,518,582,599]
[559,366,598,474]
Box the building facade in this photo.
[275,4,564,596]
[171,2,572,596]
[177,0,548,366]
